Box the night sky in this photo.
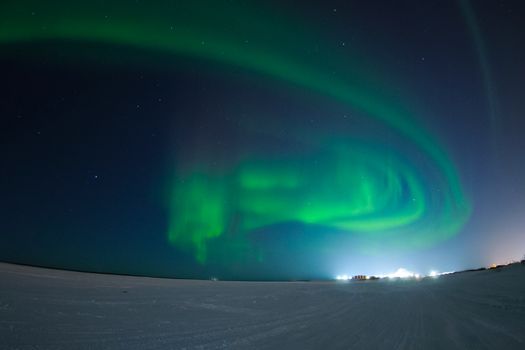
[1,1,524,280]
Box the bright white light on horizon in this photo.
[430,270,455,277]
[336,274,350,281]
[384,268,417,279]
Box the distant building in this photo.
[352,275,367,280]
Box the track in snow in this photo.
[1,262,524,349]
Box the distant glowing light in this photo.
[429,270,454,277]
[374,268,454,280]
[382,268,418,279]
[336,274,350,281]
[440,271,454,275]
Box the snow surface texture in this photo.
[1,262,524,349]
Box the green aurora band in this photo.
[0,1,471,264]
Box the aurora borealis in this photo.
[1,1,524,279]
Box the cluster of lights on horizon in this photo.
[335,268,455,281]
[334,260,525,281]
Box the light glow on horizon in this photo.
[335,274,351,281]
[382,268,418,279]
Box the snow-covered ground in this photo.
[1,262,524,349]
